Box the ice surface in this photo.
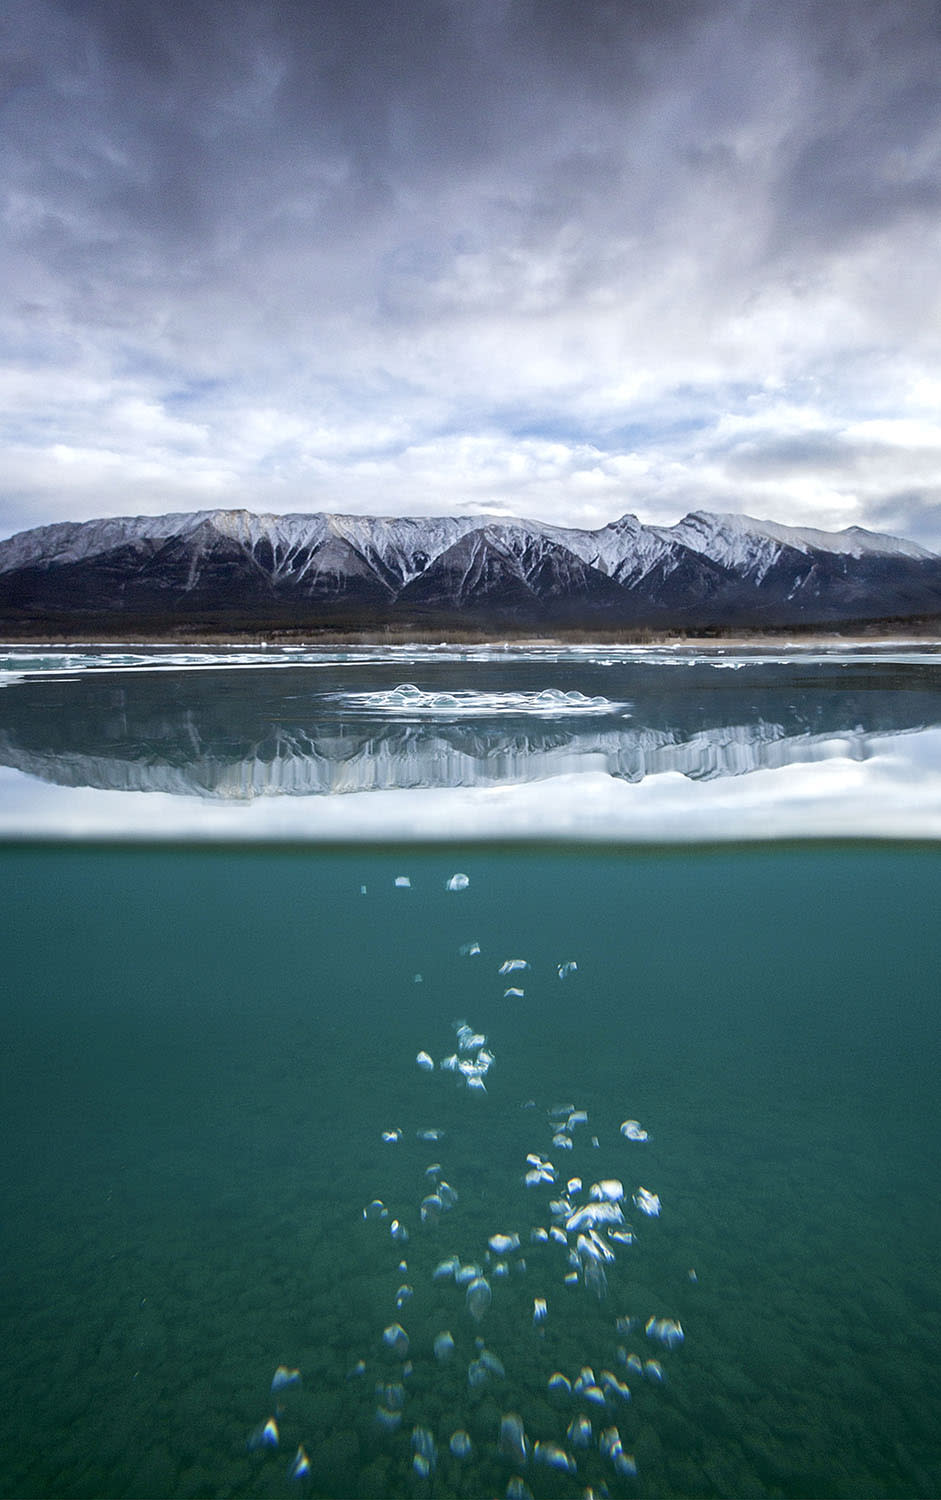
[3,641,940,677]
[1,644,940,842]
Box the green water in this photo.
[1,844,939,1499]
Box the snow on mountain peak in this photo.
[1,506,938,629]
[664,510,937,567]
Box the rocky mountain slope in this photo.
[1,507,939,631]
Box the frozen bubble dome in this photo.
[332,684,623,716]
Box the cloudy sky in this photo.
[3,0,941,547]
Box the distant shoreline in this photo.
[3,623,941,650]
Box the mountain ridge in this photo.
[1,506,939,632]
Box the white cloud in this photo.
[2,0,941,548]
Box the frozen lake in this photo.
[1,640,940,841]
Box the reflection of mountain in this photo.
[0,720,887,798]
[0,660,937,799]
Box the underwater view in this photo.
[0,644,939,1499]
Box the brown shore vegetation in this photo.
[2,610,940,647]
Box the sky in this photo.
[2,0,941,549]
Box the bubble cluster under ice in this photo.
[330,684,625,716]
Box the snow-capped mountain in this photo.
[1,507,939,630]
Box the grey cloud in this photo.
[721,432,856,480]
[765,2,941,255]
[9,0,940,316]
[868,491,941,553]
[3,0,941,544]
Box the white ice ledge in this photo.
[1,728,941,843]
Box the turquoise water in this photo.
[1,842,938,1499]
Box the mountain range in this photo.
[1,506,939,633]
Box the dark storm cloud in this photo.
[2,0,941,541]
[771,1,941,247]
[8,0,940,308]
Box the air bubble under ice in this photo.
[331,684,621,716]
